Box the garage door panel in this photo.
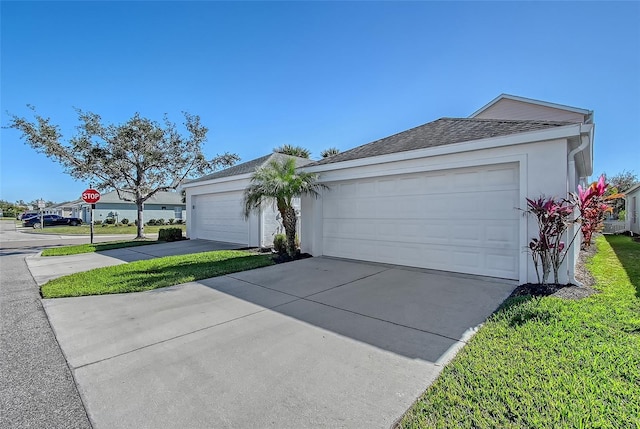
[486,251,518,273]
[486,221,519,247]
[357,181,376,194]
[452,171,481,187]
[194,192,247,244]
[322,163,520,279]
[424,174,449,191]
[485,165,519,186]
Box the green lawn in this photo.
[26,224,186,235]
[41,250,274,298]
[41,239,158,256]
[399,235,640,429]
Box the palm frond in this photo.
[243,157,326,218]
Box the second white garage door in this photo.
[193,191,248,245]
[322,163,520,279]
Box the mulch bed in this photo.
[272,252,312,264]
[239,247,313,264]
[509,240,599,300]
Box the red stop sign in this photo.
[82,189,101,204]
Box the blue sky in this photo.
[1,1,639,205]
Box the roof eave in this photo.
[624,183,640,195]
[302,123,584,174]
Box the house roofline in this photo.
[302,123,592,174]
[624,182,640,195]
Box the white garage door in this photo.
[322,163,520,279]
[193,191,248,245]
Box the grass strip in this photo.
[41,250,274,298]
[399,234,640,429]
[41,239,158,256]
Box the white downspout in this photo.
[567,126,592,286]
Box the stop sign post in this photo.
[82,189,101,243]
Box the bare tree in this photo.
[7,107,238,238]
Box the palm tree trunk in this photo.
[282,206,297,257]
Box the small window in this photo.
[161,206,167,210]
[174,207,183,219]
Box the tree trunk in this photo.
[282,206,297,257]
[136,200,145,239]
[541,252,551,285]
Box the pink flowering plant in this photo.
[524,175,624,285]
[573,175,623,249]
[525,196,575,284]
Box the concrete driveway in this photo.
[43,257,515,428]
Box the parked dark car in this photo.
[23,214,83,228]
[18,212,39,220]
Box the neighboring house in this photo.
[625,183,640,235]
[182,153,311,247]
[73,191,186,224]
[299,94,594,285]
[45,200,80,217]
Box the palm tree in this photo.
[244,157,325,257]
[273,144,311,159]
[320,147,340,158]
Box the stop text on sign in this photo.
[82,189,101,204]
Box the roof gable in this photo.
[470,94,592,124]
[186,153,313,184]
[307,117,572,166]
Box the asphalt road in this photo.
[0,220,93,428]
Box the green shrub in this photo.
[104,217,116,225]
[273,234,301,254]
[273,234,287,254]
[147,219,157,226]
[175,219,183,225]
[157,218,165,225]
[121,218,129,225]
[94,220,102,225]
[134,219,138,226]
[618,210,626,221]
[168,218,174,224]
[158,227,183,242]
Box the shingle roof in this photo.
[306,118,573,167]
[186,153,313,184]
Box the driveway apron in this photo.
[43,256,515,428]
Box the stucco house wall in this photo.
[625,184,640,235]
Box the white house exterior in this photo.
[183,153,311,247]
[44,200,79,217]
[625,183,640,235]
[72,191,186,224]
[300,95,594,285]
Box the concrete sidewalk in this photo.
[26,239,243,285]
[42,256,516,428]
